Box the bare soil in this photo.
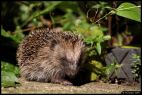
[1,78,141,94]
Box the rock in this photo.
[105,47,141,83]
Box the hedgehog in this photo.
[16,28,85,85]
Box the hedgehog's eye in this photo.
[50,40,57,49]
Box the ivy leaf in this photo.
[116,2,141,22]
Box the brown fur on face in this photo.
[17,28,85,85]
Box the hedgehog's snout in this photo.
[70,62,78,71]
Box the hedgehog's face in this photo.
[56,40,85,77]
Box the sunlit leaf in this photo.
[116,2,141,22]
[91,72,98,81]
[103,35,111,41]
[91,60,103,68]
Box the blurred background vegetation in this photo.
[1,1,141,87]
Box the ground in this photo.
[1,78,141,94]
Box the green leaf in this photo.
[105,63,115,75]
[1,61,20,87]
[1,26,24,43]
[90,60,103,69]
[103,35,111,41]
[1,71,19,87]
[96,43,101,55]
[116,2,141,22]
[84,37,94,45]
[90,72,98,81]
[1,61,20,76]
[1,27,11,37]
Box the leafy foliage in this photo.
[131,54,141,81]
[104,60,123,81]
[1,61,21,87]
[73,19,110,55]
[88,60,105,81]
[1,26,24,43]
[1,1,141,85]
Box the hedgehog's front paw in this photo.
[61,80,73,86]
[52,79,73,86]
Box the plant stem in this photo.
[94,11,113,24]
